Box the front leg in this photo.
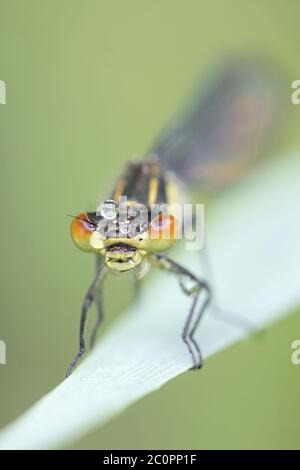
[148,253,211,369]
[66,262,107,378]
[89,255,105,350]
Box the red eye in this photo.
[149,214,177,240]
[70,212,94,251]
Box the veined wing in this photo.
[149,57,284,189]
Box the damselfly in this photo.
[66,58,281,377]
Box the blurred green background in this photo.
[1,0,300,449]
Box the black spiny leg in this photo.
[188,213,256,335]
[66,262,106,378]
[89,255,104,350]
[89,288,104,350]
[149,253,211,369]
[200,243,257,335]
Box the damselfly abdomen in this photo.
[66,58,281,377]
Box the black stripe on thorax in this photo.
[112,160,168,205]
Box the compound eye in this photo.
[145,214,177,253]
[70,212,96,252]
[149,213,176,240]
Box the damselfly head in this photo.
[70,201,177,272]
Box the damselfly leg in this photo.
[66,263,107,378]
[198,243,259,335]
[90,287,104,350]
[89,255,104,350]
[150,254,211,369]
